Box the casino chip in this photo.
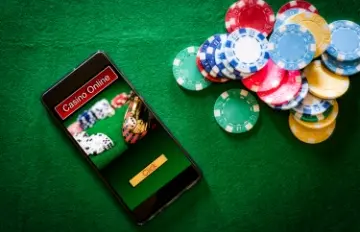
[321,52,360,76]
[196,55,229,83]
[268,23,316,70]
[278,0,318,15]
[214,89,260,133]
[242,59,286,92]
[207,34,227,78]
[326,20,360,61]
[304,60,350,99]
[294,100,338,129]
[172,46,212,91]
[291,104,333,122]
[216,40,251,80]
[274,8,306,29]
[257,70,302,105]
[286,12,331,57]
[292,92,334,115]
[289,114,336,144]
[268,74,309,110]
[225,0,275,36]
[199,35,219,74]
[224,28,269,73]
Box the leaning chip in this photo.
[196,54,230,83]
[288,113,336,144]
[291,104,333,122]
[321,52,360,76]
[268,23,316,70]
[242,59,286,92]
[293,92,334,115]
[286,12,331,57]
[214,89,260,133]
[268,74,309,110]
[257,70,302,105]
[224,27,269,73]
[172,46,212,91]
[304,60,350,99]
[294,100,339,128]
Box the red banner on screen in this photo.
[55,66,118,120]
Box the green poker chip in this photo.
[172,46,212,91]
[291,105,334,122]
[214,89,260,133]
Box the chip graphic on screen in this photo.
[129,154,168,187]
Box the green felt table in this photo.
[1,0,360,231]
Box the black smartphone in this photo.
[41,51,201,225]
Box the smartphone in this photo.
[41,51,201,225]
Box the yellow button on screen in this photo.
[129,154,167,187]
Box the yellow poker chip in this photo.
[287,12,331,57]
[294,100,339,129]
[303,60,350,99]
[289,114,336,144]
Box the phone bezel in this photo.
[41,51,201,225]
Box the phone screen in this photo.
[42,52,200,224]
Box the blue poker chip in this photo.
[322,52,360,76]
[205,34,226,78]
[199,36,214,73]
[224,28,269,73]
[269,74,309,110]
[268,23,316,71]
[292,92,334,115]
[274,8,306,29]
[327,20,360,61]
[214,38,251,80]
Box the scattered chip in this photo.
[286,12,331,57]
[257,70,302,105]
[225,0,275,36]
[304,60,350,99]
[294,100,339,129]
[268,23,316,70]
[172,46,212,91]
[214,89,260,133]
[224,28,269,73]
[321,52,360,76]
[288,113,336,144]
[199,35,219,74]
[326,20,360,61]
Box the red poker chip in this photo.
[225,0,275,36]
[241,59,286,92]
[257,70,302,105]
[225,2,239,33]
[196,54,230,83]
[277,0,319,15]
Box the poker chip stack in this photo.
[78,110,97,130]
[171,0,360,144]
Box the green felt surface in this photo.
[1,0,360,231]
